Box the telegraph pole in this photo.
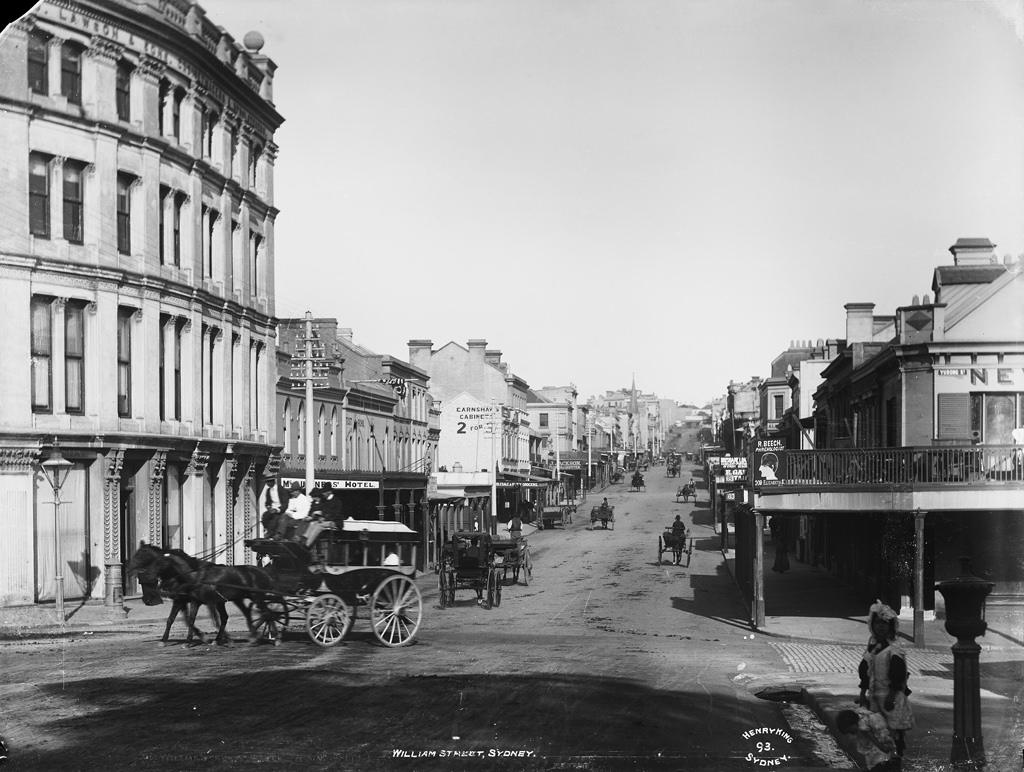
[289,311,329,493]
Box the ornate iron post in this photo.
[935,558,993,768]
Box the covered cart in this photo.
[245,518,423,648]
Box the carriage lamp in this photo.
[41,446,75,624]
[935,557,994,768]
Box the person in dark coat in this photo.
[769,515,790,573]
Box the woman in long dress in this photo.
[858,600,914,763]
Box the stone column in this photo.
[148,451,166,545]
[102,449,125,606]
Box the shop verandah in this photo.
[726,446,1024,646]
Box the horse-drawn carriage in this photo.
[536,503,573,530]
[666,455,681,478]
[492,537,531,585]
[657,525,693,566]
[437,531,505,609]
[610,470,624,484]
[590,503,615,530]
[629,471,646,492]
[675,480,697,503]
[245,518,424,647]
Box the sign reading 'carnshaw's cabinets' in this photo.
[752,439,786,488]
[438,393,504,473]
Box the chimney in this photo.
[336,327,352,343]
[407,340,433,372]
[484,349,503,366]
[845,303,875,343]
[948,238,996,266]
[467,339,487,362]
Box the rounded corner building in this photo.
[0,0,284,610]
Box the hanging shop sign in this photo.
[752,439,786,488]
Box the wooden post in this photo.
[913,509,926,648]
[754,510,765,629]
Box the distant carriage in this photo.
[630,471,646,492]
[590,504,614,530]
[536,504,573,530]
[492,537,532,585]
[657,526,693,566]
[675,480,697,503]
[666,456,681,478]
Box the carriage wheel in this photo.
[492,569,503,607]
[438,568,450,609]
[253,599,290,645]
[657,535,664,566]
[484,570,496,609]
[521,547,532,586]
[305,594,352,647]
[371,575,423,647]
[445,569,457,607]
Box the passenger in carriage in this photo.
[383,544,401,566]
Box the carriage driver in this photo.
[671,514,686,537]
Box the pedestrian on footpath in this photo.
[836,708,898,771]
[858,600,914,764]
[769,516,790,573]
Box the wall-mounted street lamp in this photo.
[40,445,75,623]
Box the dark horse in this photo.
[126,543,276,647]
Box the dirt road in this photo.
[0,460,844,772]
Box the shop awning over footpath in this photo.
[427,471,494,501]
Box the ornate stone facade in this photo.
[0,0,284,607]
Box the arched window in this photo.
[317,405,326,455]
[282,399,291,453]
[330,408,338,456]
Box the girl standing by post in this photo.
[858,601,914,765]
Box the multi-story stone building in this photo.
[0,0,283,609]
[273,319,437,561]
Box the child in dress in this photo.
[836,708,898,771]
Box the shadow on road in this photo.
[20,669,811,771]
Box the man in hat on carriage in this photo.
[259,473,287,538]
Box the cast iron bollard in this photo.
[934,557,994,769]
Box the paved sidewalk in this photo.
[722,539,1024,772]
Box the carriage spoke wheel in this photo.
[371,575,423,647]
[521,547,531,586]
[305,594,352,647]
[445,569,456,607]
[492,568,503,607]
[657,535,664,566]
[438,568,450,609]
[254,599,290,645]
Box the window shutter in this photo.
[937,393,970,438]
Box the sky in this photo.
[12,0,1024,405]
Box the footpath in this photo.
[723,538,1024,772]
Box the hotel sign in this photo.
[281,478,380,489]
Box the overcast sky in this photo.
[12,0,1024,405]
